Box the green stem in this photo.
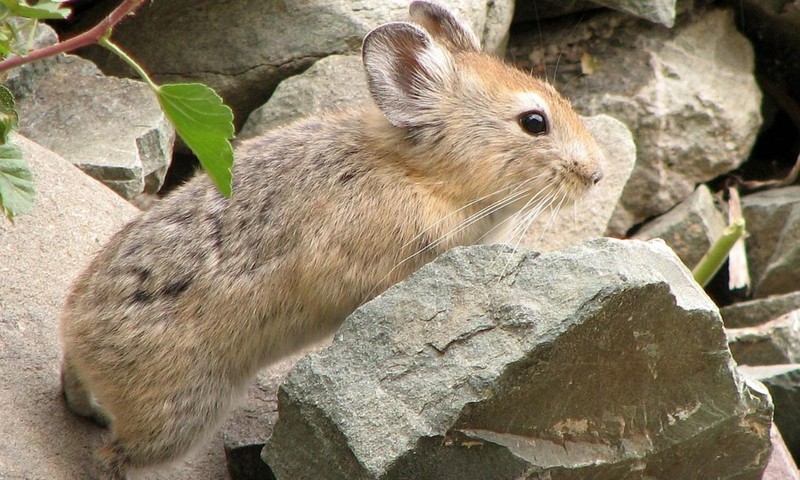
[98,37,158,92]
[692,218,746,287]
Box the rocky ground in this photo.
[3,0,800,479]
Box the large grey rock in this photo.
[508,8,762,233]
[521,115,635,251]
[0,135,227,478]
[740,365,800,466]
[263,239,772,480]
[240,54,370,140]
[721,292,800,328]
[728,310,800,366]
[742,186,800,298]
[76,0,514,130]
[14,53,175,199]
[633,184,726,270]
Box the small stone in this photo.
[728,310,800,366]
[263,239,771,479]
[633,184,726,270]
[15,54,175,199]
[742,186,800,298]
[721,292,800,328]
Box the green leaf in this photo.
[156,83,235,197]
[0,85,17,143]
[0,0,71,20]
[0,141,35,221]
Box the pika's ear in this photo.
[362,22,454,128]
[409,1,480,53]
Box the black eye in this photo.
[519,111,548,135]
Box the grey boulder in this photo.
[263,238,772,479]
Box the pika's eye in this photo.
[519,111,548,135]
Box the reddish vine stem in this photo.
[0,0,147,73]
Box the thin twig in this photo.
[0,0,147,73]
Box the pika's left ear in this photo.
[409,1,481,53]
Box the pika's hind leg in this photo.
[93,381,239,479]
[60,354,110,427]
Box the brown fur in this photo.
[60,2,604,478]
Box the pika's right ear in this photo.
[362,22,454,128]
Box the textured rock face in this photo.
[742,186,800,298]
[508,8,762,233]
[263,239,772,480]
[633,184,726,269]
[76,0,514,129]
[13,53,175,199]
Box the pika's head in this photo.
[362,1,604,207]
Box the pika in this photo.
[60,2,604,478]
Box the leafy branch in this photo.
[0,0,235,222]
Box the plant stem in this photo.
[98,37,157,91]
[0,0,146,73]
[692,218,746,287]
